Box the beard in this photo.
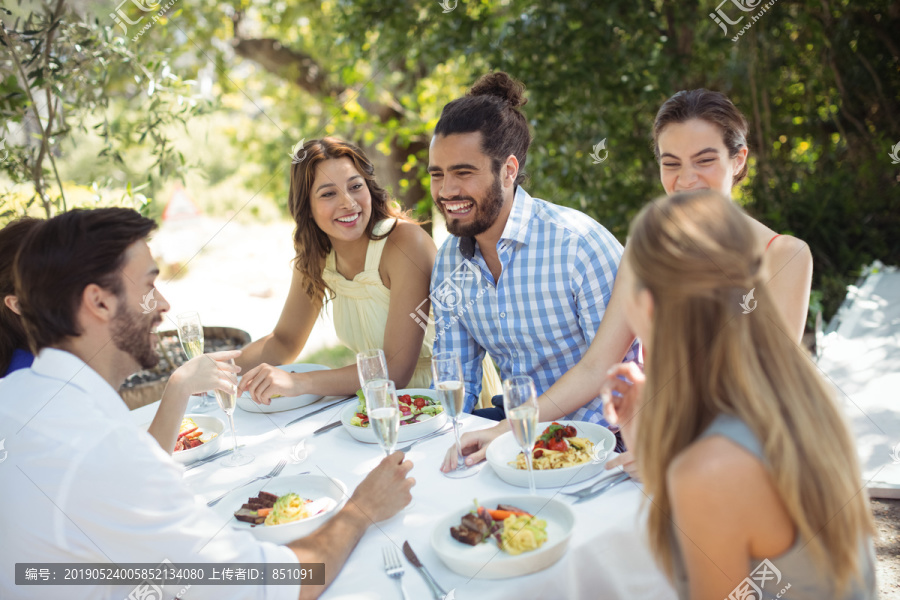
[438,172,505,238]
[111,300,160,370]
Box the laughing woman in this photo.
[236,138,438,403]
[604,190,875,600]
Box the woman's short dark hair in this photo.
[434,71,532,186]
[653,89,750,187]
[0,217,42,374]
[14,208,157,353]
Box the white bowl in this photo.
[431,495,575,579]
[486,420,617,488]
[236,364,331,414]
[340,388,448,444]
[218,474,348,545]
[170,414,225,465]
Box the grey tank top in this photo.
[670,414,876,600]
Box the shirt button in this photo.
[500,312,506,318]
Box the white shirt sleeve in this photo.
[58,425,301,600]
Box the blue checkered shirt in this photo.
[430,186,639,422]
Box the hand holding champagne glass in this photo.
[215,358,254,467]
[364,380,400,458]
[176,311,213,412]
[503,375,539,495]
[433,351,479,478]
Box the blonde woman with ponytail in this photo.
[603,190,875,600]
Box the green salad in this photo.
[350,389,443,427]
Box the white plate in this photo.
[486,420,616,488]
[340,388,447,444]
[170,414,225,465]
[216,474,348,545]
[236,364,331,414]
[432,495,575,579]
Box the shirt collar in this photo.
[458,186,534,259]
[30,348,131,422]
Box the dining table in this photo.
[131,394,677,600]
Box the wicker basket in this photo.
[119,326,251,411]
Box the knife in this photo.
[313,420,342,435]
[184,445,246,471]
[402,541,448,600]
[285,396,356,427]
[573,472,632,504]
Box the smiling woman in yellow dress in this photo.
[237,137,500,405]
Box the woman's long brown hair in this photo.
[629,190,873,593]
[287,137,411,302]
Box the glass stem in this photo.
[453,417,465,470]
[525,448,536,495]
[226,411,238,454]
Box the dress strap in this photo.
[364,218,397,272]
[765,234,781,251]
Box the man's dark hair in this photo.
[14,208,158,352]
[434,71,533,186]
[0,217,42,373]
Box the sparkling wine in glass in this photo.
[356,348,388,390]
[364,380,400,458]
[432,351,479,479]
[176,311,214,412]
[503,375,539,495]
[215,359,254,467]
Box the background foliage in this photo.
[2,0,898,323]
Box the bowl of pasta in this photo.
[216,474,348,544]
[432,495,575,579]
[485,420,617,488]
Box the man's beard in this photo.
[439,172,504,238]
[111,300,160,370]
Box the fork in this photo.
[562,471,630,500]
[207,458,288,507]
[396,424,454,454]
[383,545,410,600]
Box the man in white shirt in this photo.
[0,208,414,600]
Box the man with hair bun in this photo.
[429,72,639,472]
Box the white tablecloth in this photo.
[132,397,676,600]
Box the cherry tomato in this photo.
[547,438,568,452]
[399,394,412,405]
[414,397,426,409]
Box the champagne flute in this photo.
[356,348,388,390]
[432,351,479,479]
[363,380,400,458]
[176,311,214,413]
[503,375,539,495]
[215,359,254,467]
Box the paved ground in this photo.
[148,215,339,358]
